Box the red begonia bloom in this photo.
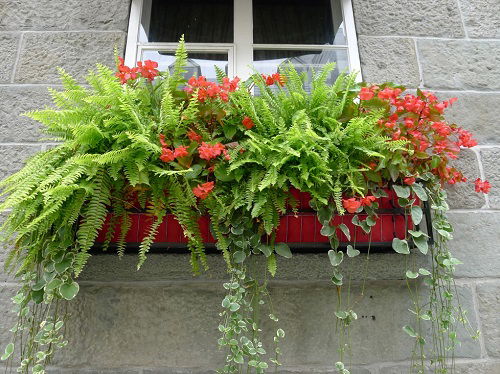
[198,142,226,160]
[193,181,215,199]
[137,60,159,81]
[360,195,377,207]
[404,177,416,185]
[242,116,255,130]
[474,178,491,194]
[359,87,374,100]
[187,129,202,143]
[343,198,362,213]
[160,148,175,162]
[173,146,189,159]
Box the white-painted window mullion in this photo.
[233,0,254,79]
[342,0,362,81]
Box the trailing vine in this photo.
[0,39,488,373]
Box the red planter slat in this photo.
[95,191,416,246]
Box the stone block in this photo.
[446,148,485,209]
[458,0,500,38]
[454,360,500,373]
[0,33,20,83]
[14,32,126,84]
[352,0,465,37]
[447,212,500,278]
[480,148,500,209]
[476,282,500,357]
[79,252,429,283]
[59,280,478,368]
[0,86,54,142]
[418,40,500,90]
[358,36,420,87]
[0,144,42,180]
[437,91,500,145]
[0,0,131,31]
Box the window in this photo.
[125,0,361,82]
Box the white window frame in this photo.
[125,0,362,81]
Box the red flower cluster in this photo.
[159,135,189,163]
[187,129,202,143]
[115,57,159,84]
[360,85,478,185]
[261,73,286,86]
[193,181,215,199]
[474,178,491,194]
[198,142,230,161]
[185,75,240,102]
[342,195,377,213]
[242,116,255,130]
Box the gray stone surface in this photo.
[352,0,465,37]
[476,282,500,357]
[438,91,500,145]
[418,40,500,90]
[0,285,18,350]
[480,148,500,209]
[14,32,126,84]
[79,252,428,283]
[358,37,420,87]
[0,33,20,83]
[0,144,42,180]
[0,86,54,142]
[0,0,131,31]
[446,148,485,209]
[448,212,500,278]
[459,0,500,38]
[51,281,478,369]
[454,360,500,373]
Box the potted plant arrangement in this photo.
[0,38,489,374]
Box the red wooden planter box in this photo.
[95,190,417,248]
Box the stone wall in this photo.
[0,0,499,373]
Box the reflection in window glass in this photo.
[141,0,233,43]
[253,49,349,89]
[141,51,228,82]
[253,0,345,45]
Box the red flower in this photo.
[359,87,374,100]
[271,73,286,86]
[404,177,416,185]
[474,178,491,194]
[137,60,159,81]
[342,198,362,213]
[193,181,215,199]
[198,142,226,160]
[360,195,377,207]
[187,129,202,143]
[456,128,477,148]
[174,146,189,159]
[159,134,168,147]
[242,116,255,130]
[160,148,175,162]
[116,57,138,84]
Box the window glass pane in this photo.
[141,0,233,43]
[253,49,349,90]
[141,50,228,82]
[253,0,345,45]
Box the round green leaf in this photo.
[411,205,423,225]
[184,164,202,179]
[257,244,272,257]
[328,250,344,266]
[392,238,410,254]
[55,258,72,274]
[406,270,419,279]
[338,223,351,241]
[59,281,79,301]
[413,235,428,255]
[320,224,336,237]
[346,245,360,257]
[233,251,246,264]
[1,343,14,361]
[411,183,428,201]
[393,185,410,198]
[275,243,292,258]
